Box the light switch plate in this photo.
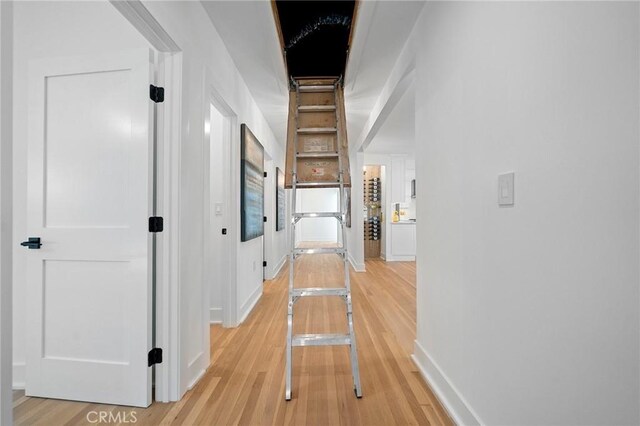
[215,203,223,216]
[498,172,515,206]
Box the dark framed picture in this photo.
[240,124,264,242]
[276,167,285,231]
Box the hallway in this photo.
[13,256,451,425]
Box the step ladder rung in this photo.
[297,127,337,134]
[292,333,351,347]
[292,287,348,298]
[298,105,336,112]
[298,85,335,93]
[293,212,342,219]
[294,247,346,255]
[296,152,339,159]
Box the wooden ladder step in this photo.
[297,127,337,134]
[296,152,339,159]
[298,105,336,112]
[298,85,335,93]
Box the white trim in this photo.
[209,308,223,324]
[384,255,416,262]
[239,285,263,324]
[112,0,183,403]
[348,253,365,272]
[109,0,179,52]
[412,340,483,426]
[186,366,207,391]
[270,254,287,279]
[0,2,12,424]
[12,363,24,390]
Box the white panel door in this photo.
[25,49,154,407]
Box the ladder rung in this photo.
[298,85,335,93]
[293,212,342,219]
[298,105,336,112]
[294,247,346,255]
[292,288,348,298]
[292,333,351,347]
[296,152,339,159]
[297,127,337,134]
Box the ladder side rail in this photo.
[334,79,363,398]
[285,80,301,401]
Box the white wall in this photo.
[0,1,12,423]
[412,3,640,425]
[296,189,339,243]
[208,105,226,324]
[346,151,365,271]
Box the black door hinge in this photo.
[148,348,163,366]
[150,85,164,103]
[149,216,164,233]
[263,261,267,267]
[264,172,268,178]
[263,216,267,223]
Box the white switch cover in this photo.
[215,203,223,216]
[498,172,515,206]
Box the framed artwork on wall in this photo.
[240,124,264,242]
[276,167,285,231]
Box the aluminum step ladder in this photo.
[285,78,362,401]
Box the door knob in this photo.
[20,237,41,249]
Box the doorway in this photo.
[205,95,238,331]
[263,157,273,281]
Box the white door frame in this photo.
[110,0,182,402]
[0,1,14,423]
[203,71,239,328]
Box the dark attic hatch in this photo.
[274,0,357,78]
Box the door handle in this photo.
[20,237,42,249]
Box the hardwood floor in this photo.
[13,256,451,425]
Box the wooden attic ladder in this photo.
[284,77,362,400]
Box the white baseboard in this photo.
[209,307,223,324]
[239,284,262,324]
[348,253,365,272]
[268,255,287,280]
[12,363,24,389]
[412,340,482,426]
[385,255,416,262]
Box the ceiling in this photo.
[365,83,414,155]
[201,0,289,147]
[275,0,355,77]
[343,1,424,149]
[200,0,423,153]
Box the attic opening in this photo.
[273,0,357,78]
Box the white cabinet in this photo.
[390,223,416,259]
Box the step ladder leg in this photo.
[285,301,293,401]
[347,308,362,397]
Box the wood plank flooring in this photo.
[13,256,451,425]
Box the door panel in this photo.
[25,49,154,407]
